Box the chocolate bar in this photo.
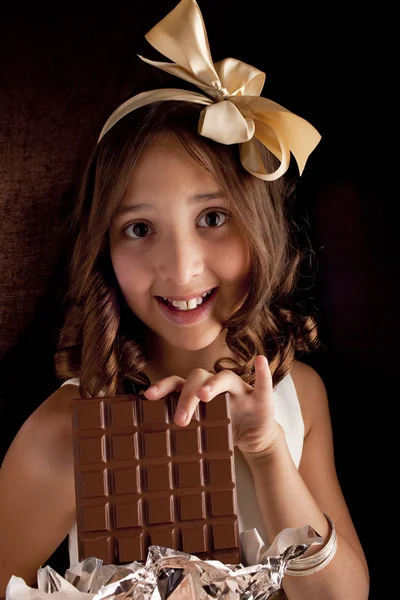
[71,392,240,565]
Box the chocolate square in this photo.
[76,402,104,430]
[115,500,142,528]
[149,527,176,549]
[113,467,139,494]
[179,493,205,521]
[142,431,170,458]
[177,461,203,487]
[112,434,136,460]
[181,524,207,553]
[148,497,174,524]
[82,537,111,562]
[118,534,145,562]
[78,437,104,463]
[210,490,235,516]
[145,464,172,491]
[174,428,201,455]
[81,470,107,498]
[212,523,238,550]
[208,458,233,485]
[81,504,108,532]
[141,399,168,424]
[111,401,135,426]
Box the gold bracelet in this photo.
[285,514,338,577]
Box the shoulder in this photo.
[289,359,327,393]
[0,384,80,592]
[4,383,80,473]
[289,360,330,437]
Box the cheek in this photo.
[213,236,251,283]
[110,247,149,296]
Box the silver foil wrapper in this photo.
[6,525,322,600]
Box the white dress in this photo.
[62,373,304,566]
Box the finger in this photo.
[143,375,185,399]
[174,369,214,426]
[194,369,253,404]
[253,355,273,395]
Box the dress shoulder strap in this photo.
[273,372,304,468]
[60,378,80,387]
[59,378,140,395]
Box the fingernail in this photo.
[147,385,158,393]
[196,385,211,400]
[175,408,187,423]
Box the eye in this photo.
[124,221,154,239]
[197,210,229,228]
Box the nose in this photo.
[156,230,204,285]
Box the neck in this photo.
[143,329,237,383]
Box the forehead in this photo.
[124,134,219,200]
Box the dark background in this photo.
[0,4,392,598]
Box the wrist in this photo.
[240,422,287,466]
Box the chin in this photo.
[164,327,224,353]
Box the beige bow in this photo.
[98,0,321,181]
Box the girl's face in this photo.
[109,134,251,354]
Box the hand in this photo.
[143,355,279,456]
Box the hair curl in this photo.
[55,101,321,397]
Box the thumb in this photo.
[254,354,273,395]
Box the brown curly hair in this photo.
[55,101,321,397]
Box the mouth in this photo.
[155,287,218,324]
[159,288,216,311]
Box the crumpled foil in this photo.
[6,524,322,600]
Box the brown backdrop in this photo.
[0,6,392,598]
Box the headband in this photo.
[98,0,321,181]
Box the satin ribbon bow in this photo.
[98,0,321,181]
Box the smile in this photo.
[155,288,218,325]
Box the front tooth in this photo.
[172,300,188,310]
[187,298,197,309]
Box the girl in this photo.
[0,1,369,598]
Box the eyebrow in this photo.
[116,191,225,217]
